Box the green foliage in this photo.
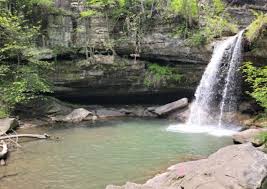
[2,64,52,106]
[213,0,225,15]
[202,16,238,42]
[169,0,199,35]
[243,61,267,111]
[245,12,267,43]
[144,64,182,88]
[80,10,98,17]
[195,0,236,44]
[0,7,53,112]
[172,26,207,46]
[0,12,40,60]
[256,131,267,147]
[171,0,237,46]
[0,107,8,119]
[25,0,53,6]
[188,30,207,46]
[170,0,198,18]
[85,0,117,10]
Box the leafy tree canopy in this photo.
[0,0,53,116]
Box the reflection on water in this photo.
[0,118,233,189]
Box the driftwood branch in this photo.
[2,130,22,148]
[0,134,50,140]
[0,140,8,159]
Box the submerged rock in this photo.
[233,128,267,146]
[0,118,19,135]
[106,144,267,189]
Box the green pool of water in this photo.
[0,118,233,189]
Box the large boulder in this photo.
[233,128,267,146]
[15,97,73,117]
[53,108,94,123]
[0,118,19,135]
[173,107,190,122]
[153,98,189,116]
[106,144,267,189]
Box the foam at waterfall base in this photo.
[166,124,241,137]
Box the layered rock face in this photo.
[39,0,267,104]
[51,58,204,104]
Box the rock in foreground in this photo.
[106,144,267,189]
[233,128,267,147]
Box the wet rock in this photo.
[84,115,98,121]
[96,109,126,119]
[233,128,267,146]
[253,119,267,128]
[107,144,267,189]
[146,107,157,112]
[154,98,188,116]
[0,118,19,135]
[53,108,93,123]
[94,55,114,64]
[44,98,73,116]
[238,101,257,114]
[19,118,51,128]
[173,107,190,122]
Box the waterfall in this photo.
[187,35,237,125]
[188,31,244,127]
[187,31,243,126]
[218,31,244,127]
[167,31,243,136]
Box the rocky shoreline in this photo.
[106,143,267,189]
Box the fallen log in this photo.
[0,133,50,140]
[154,98,189,116]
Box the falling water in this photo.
[218,30,244,127]
[187,31,244,127]
[167,31,243,136]
[187,35,238,125]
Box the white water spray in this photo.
[167,31,244,136]
[218,30,244,127]
[187,36,237,126]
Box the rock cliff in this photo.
[37,0,267,104]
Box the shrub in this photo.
[144,64,182,88]
[213,0,225,15]
[245,12,267,43]
[256,131,267,147]
[242,61,267,111]
[80,10,98,17]
[188,31,207,46]
[203,16,238,41]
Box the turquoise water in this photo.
[0,118,232,189]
